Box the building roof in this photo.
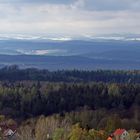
[114,129,126,136]
[4,128,14,137]
[107,136,113,140]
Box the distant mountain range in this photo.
[0,37,140,70]
[1,33,140,41]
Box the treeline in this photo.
[1,108,140,140]
[0,81,140,119]
[0,65,140,83]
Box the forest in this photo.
[0,66,140,140]
[0,65,140,83]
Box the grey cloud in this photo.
[1,0,140,11]
[22,0,74,4]
[67,0,140,11]
[0,0,74,4]
[83,0,140,11]
[0,0,140,36]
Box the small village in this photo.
[0,119,140,140]
[107,129,140,140]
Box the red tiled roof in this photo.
[114,129,125,136]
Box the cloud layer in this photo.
[0,0,140,37]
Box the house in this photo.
[113,129,129,140]
[107,136,113,140]
[0,123,17,140]
[4,128,16,137]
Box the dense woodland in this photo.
[0,66,140,140]
[0,80,140,118]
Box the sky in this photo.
[0,0,140,38]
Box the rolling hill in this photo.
[0,39,140,70]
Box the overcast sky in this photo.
[0,0,140,37]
